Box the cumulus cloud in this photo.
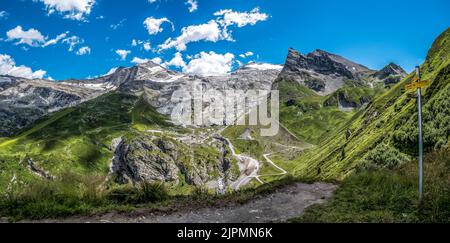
[143,17,174,35]
[115,49,131,60]
[214,8,269,40]
[6,26,46,47]
[215,8,268,27]
[5,26,83,52]
[164,52,186,68]
[158,20,221,51]
[183,51,235,76]
[37,0,96,21]
[131,57,149,64]
[0,54,47,79]
[76,46,91,55]
[151,57,163,65]
[158,8,268,52]
[186,0,198,13]
[131,56,163,65]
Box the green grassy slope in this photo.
[0,92,176,192]
[275,76,386,145]
[281,28,450,181]
[294,147,450,223]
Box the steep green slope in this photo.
[275,76,385,145]
[294,147,450,223]
[0,92,182,191]
[285,27,450,180]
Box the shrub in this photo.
[357,143,410,171]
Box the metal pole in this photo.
[416,66,424,203]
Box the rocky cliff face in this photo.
[110,135,239,188]
[371,62,407,87]
[0,61,282,137]
[0,76,108,136]
[278,48,372,95]
[277,48,408,96]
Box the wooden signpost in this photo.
[405,66,431,203]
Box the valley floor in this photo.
[17,182,337,223]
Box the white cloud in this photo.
[158,20,221,51]
[214,8,268,28]
[6,26,82,52]
[6,26,46,47]
[151,57,163,65]
[62,35,83,51]
[115,49,131,60]
[239,51,254,58]
[0,54,47,79]
[148,0,157,3]
[186,0,198,13]
[110,18,126,30]
[183,51,234,76]
[42,32,68,47]
[132,56,163,65]
[143,17,174,35]
[131,57,149,64]
[0,11,9,20]
[214,8,268,40]
[164,52,186,68]
[131,39,152,51]
[143,42,152,51]
[37,0,96,21]
[76,46,91,55]
[158,8,268,52]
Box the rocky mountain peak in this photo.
[374,62,407,79]
[279,48,373,95]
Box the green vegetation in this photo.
[0,28,448,222]
[0,173,303,221]
[294,147,450,223]
[288,28,450,223]
[276,27,450,180]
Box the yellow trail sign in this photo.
[405,80,431,91]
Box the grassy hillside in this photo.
[278,28,450,181]
[293,147,449,223]
[0,92,191,192]
[275,76,386,145]
[288,28,450,222]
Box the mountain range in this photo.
[0,28,448,221]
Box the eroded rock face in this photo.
[110,135,239,188]
[372,63,407,87]
[278,48,372,95]
[111,137,180,184]
[373,63,407,80]
[0,61,283,137]
[0,76,106,136]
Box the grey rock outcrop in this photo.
[110,135,239,188]
[0,61,282,137]
[278,48,372,95]
[372,62,407,86]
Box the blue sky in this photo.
[0,0,449,80]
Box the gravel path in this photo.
[23,182,337,223]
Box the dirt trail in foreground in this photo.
[23,183,337,223]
